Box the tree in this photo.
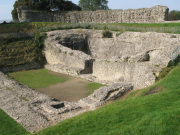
[12,0,81,20]
[168,10,180,21]
[78,0,108,11]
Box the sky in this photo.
[0,0,180,20]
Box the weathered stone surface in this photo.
[79,83,133,109]
[44,30,95,75]
[17,5,168,23]
[44,29,180,89]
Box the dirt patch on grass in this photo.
[37,71,91,102]
[145,86,165,95]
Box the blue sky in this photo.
[0,0,180,20]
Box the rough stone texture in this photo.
[79,83,133,109]
[93,61,156,89]
[0,71,132,133]
[44,30,94,75]
[17,5,168,23]
[44,29,180,89]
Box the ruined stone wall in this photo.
[44,31,94,75]
[93,61,155,89]
[44,29,180,89]
[17,5,169,23]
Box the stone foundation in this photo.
[0,71,132,133]
[44,29,180,89]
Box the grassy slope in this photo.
[0,38,44,67]
[0,109,29,135]
[8,69,67,89]
[0,62,179,135]
[0,22,180,134]
[0,22,65,34]
[34,64,180,135]
[0,49,180,135]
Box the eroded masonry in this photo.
[17,5,169,23]
[45,29,180,89]
[1,29,180,133]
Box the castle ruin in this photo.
[17,5,169,23]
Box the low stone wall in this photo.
[17,5,168,23]
[0,71,133,132]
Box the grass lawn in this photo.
[8,69,67,89]
[86,82,106,94]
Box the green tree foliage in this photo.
[12,0,81,20]
[168,10,180,20]
[78,0,109,11]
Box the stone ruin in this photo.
[17,5,169,23]
[0,71,132,133]
[1,29,180,133]
[45,29,180,89]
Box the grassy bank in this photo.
[0,37,44,67]
[0,22,66,34]
[1,64,180,135]
[0,109,28,135]
[1,22,180,34]
[35,64,180,135]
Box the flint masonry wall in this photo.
[44,29,180,89]
[17,5,169,23]
[93,61,155,89]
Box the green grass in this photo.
[1,64,180,135]
[8,69,67,89]
[0,22,66,34]
[0,109,29,135]
[86,83,106,94]
[0,37,45,67]
[1,22,180,35]
[35,64,180,135]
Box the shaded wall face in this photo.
[18,5,169,23]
